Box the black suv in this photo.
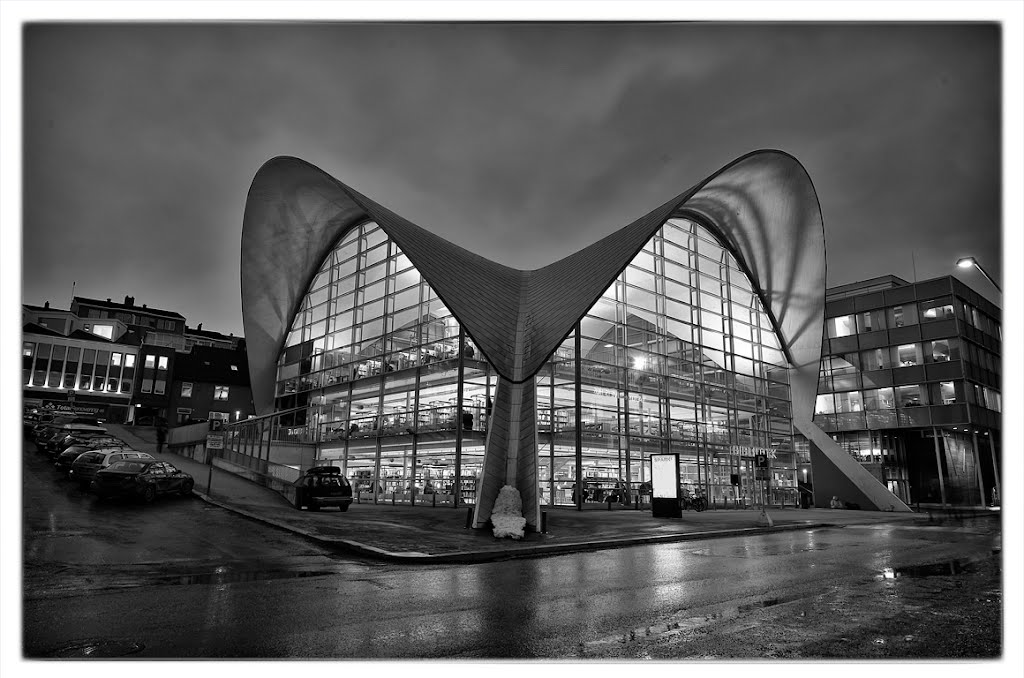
[293,466,353,512]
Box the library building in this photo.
[240,151,918,530]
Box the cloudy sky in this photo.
[20,21,1003,336]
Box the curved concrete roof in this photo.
[241,151,825,422]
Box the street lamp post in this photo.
[956,257,1001,293]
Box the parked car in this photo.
[91,460,194,502]
[31,417,74,444]
[69,449,154,487]
[35,416,102,440]
[292,466,353,512]
[41,424,108,453]
[48,433,122,459]
[54,443,130,476]
[23,410,52,434]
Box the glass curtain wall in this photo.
[276,222,494,506]
[279,218,796,510]
[535,217,797,508]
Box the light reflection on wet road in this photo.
[22,443,1000,658]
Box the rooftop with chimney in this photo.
[71,295,186,319]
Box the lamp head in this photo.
[957,257,977,269]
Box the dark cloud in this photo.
[22,23,1002,334]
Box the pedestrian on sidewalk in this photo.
[156,423,167,454]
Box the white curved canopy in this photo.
[241,150,825,421]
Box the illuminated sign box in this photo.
[650,453,681,518]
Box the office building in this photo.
[809,275,1001,507]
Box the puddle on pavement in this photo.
[582,593,802,654]
[580,553,1000,657]
[159,569,337,586]
[876,559,983,580]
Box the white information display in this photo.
[651,454,679,499]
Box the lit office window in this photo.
[887,304,917,328]
[856,310,885,333]
[144,355,156,369]
[91,324,114,339]
[936,382,957,405]
[181,382,193,398]
[835,391,863,413]
[157,356,168,370]
[925,338,958,363]
[815,394,836,415]
[895,385,924,407]
[861,347,892,371]
[864,387,895,410]
[214,385,230,400]
[894,343,922,367]
[920,299,954,321]
[827,315,856,338]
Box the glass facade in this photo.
[276,217,797,508]
[536,218,796,507]
[274,222,492,505]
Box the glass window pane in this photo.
[920,299,955,322]
[857,309,886,333]
[626,287,657,313]
[827,315,856,338]
[893,343,922,367]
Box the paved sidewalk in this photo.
[107,424,992,564]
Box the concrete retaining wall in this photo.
[213,458,298,504]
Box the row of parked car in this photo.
[26,412,195,503]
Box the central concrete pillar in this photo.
[472,377,540,530]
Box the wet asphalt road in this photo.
[22,441,1001,659]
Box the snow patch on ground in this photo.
[491,485,526,539]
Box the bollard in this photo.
[465,506,474,529]
[541,510,548,534]
[432,492,436,508]
[392,492,396,505]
